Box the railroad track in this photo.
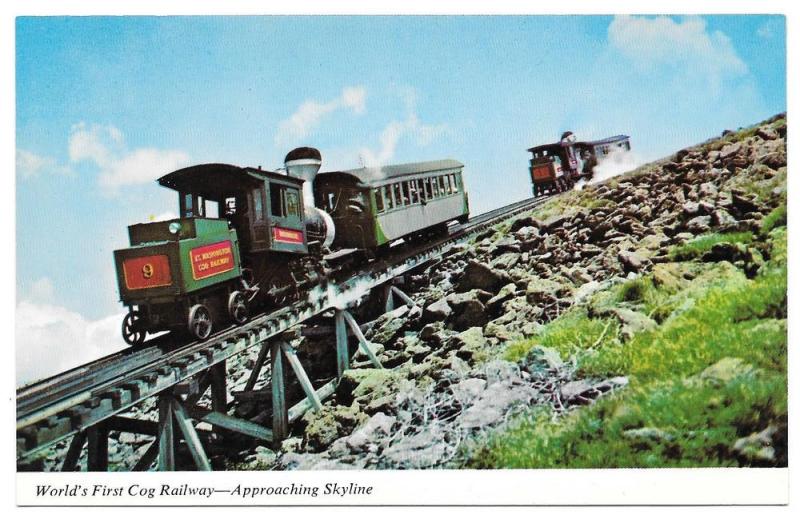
[16,194,548,460]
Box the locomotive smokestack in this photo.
[284,146,322,209]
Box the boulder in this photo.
[608,307,657,339]
[491,252,521,270]
[449,298,488,330]
[696,357,755,385]
[522,345,564,373]
[756,126,779,141]
[450,377,487,405]
[525,276,564,303]
[731,193,759,214]
[485,283,517,313]
[732,424,786,465]
[345,412,397,452]
[712,208,739,228]
[423,298,452,322]
[719,141,742,159]
[448,327,487,361]
[337,368,401,406]
[573,280,603,305]
[380,427,450,468]
[682,201,700,216]
[457,260,511,292]
[686,215,712,233]
[618,251,647,273]
[560,376,628,405]
[459,381,537,429]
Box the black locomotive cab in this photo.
[158,163,310,256]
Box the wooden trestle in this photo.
[57,283,403,472]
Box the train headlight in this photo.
[168,222,182,235]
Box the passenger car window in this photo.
[375,188,385,213]
[394,183,403,207]
[401,182,411,205]
[384,186,394,209]
[450,174,459,193]
[409,180,420,204]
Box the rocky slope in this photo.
[232,113,787,470]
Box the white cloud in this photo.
[756,19,781,40]
[275,85,367,146]
[16,149,72,179]
[608,16,748,93]
[68,122,190,191]
[358,89,447,168]
[16,278,126,386]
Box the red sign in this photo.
[273,227,304,245]
[123,254,172,290]
[190,240,235,280]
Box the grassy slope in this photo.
[467,134,787,469]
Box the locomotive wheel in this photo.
[227,291,249,325]
[188,304,213,341]
[121,311,146,346]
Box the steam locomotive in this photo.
[113,148,469,344]
[528,132,631,196]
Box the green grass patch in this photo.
[504,309,619,363]
[760,203,787,235]
[473,226,787,469]
[469,372,786,468]
[669,231,753,261]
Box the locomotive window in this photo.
[225,197,237,215]
[285,189,300,217]
[184,194,194,217]
[205,199,219,218]
[374,188,385,213]
[269,183,301,218]
[269,184,283,216]
[252,188,264,222]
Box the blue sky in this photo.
[15,15,786,383]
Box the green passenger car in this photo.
[314,159,469,252]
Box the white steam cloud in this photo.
[576,148,642,190]
[357,88,447,175]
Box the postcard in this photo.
[13,11,789,507]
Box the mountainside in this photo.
[237,113,786,470]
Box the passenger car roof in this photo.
[317,159,464,186]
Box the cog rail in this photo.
[16,195,548,459]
